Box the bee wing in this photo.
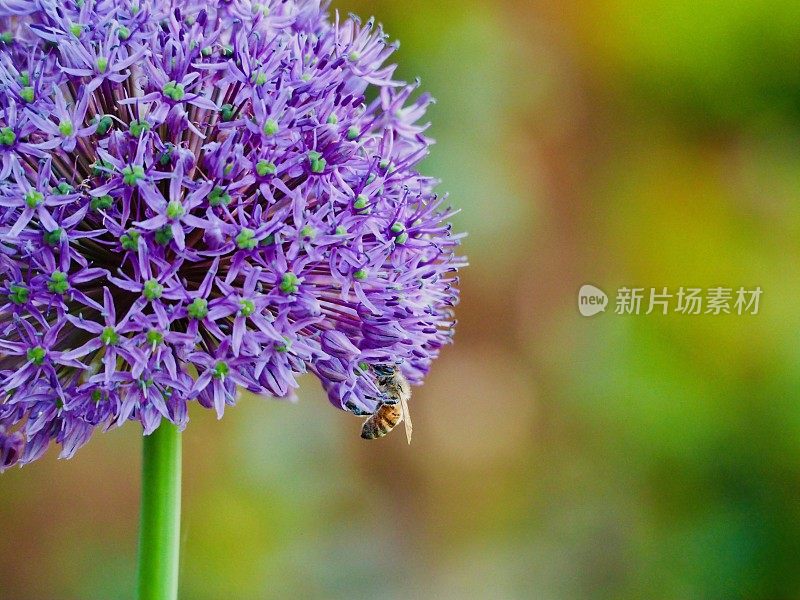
[400,396,412,444]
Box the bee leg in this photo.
[378,392,397,405]
[345,400,370,417]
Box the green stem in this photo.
[137,421,182,600]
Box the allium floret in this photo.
[0,0,464,469]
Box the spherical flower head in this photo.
[0,0,465,469]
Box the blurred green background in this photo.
[5,1,800,598]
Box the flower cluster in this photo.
[0,0,463,470]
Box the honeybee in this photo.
[360,363,413,444]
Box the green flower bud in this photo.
[239,299,256,317]
[129,119,150,136]
[8,283,29,305]
[188,298,208,319]
[120,229,140,250]
[213,360,229,378]
[353,269,368,281]
[25,190,43,208]
[263,118,279,136]
[101,326,120,346]
[235,228,257,250]
[279,272,299,294]
[154,226,173,246]
[54,182,73,195]
[0,127,16,146]
[159,144,174,166]
[146,329,164,346]
[166,200,184,219]
[162,80,185,101]
[20,86,34,103]
[275,337,292,353]
[346,126,360,140]
[96,56,108,73]
[208,186,231,207]
[143,278,163,300]
[122,164,145,186]
[220,103,235,122]
[48,271,69,295]
[27,346,46,365]
[91,195,113,211]
[95,115,113,135]
[44,228,64,246]
[308,150,326,174]
[58,119,74,137]
[256,160,276,177]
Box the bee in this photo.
[360,363,413,444]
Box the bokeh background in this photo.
[4,1,800,598]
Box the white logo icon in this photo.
[578,284,608,317]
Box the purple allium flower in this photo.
[0,0,464,469]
